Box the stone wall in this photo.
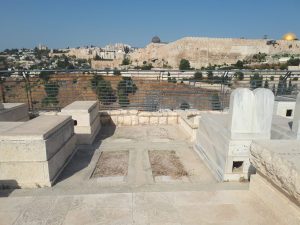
[91,59,122,69]
[129,37,300,69]
[100,109,180,126]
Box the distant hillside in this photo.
[129,37,300,69]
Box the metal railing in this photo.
[0,69,299,112]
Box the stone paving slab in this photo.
[0,190,291,225]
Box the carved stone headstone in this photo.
[229,88,255,138]
[229,88,274,139]
[253,88,274,138]
[292,93,300,135]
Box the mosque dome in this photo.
[282,33,298,41]
[151,36,161,43]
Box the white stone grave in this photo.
[292,93,300,135]
[0,115,77,188]
[0,103,29,121]
[195,88,274,181]
[59,101,101,145]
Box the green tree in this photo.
[211,93,221,110]
[122,58,130,65]
[179,59,191,70]
[113,69,121,76]
[264,79,269,88]
[272,84,276,95]
[39,70,54,82]
[234,71,244,81]
[250,73,263,89]
[42,82,60,107]
[118,91,130,107]
[117,77,137,95]
[235,60,244,69]
[207,71,214,82]
[180,102,190,110]
[276,76,287,95]
[94,54,101,60]
[194,71,203,80]
[287,57,300,66]
[90,75,116,105]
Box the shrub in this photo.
[194,71,203,80]
[122,58,130,65]
[113,69,121,76]
[234,71,244,81]
[180,102,190,110]
[179,59,191,70]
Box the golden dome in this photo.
[282,32,297,41]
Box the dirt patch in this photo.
[91,151,129,178]
[149,150,188,179]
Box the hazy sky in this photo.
[1,0,299,50]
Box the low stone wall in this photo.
[100,109,180,126]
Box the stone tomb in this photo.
[0,103,29,121]
[292,93,300,136]
[250,140,300,224]
[271,93,300,140]
[195,88,274,181]
[0,115,77,188]
[59,101,101,145]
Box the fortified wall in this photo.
[129,37,300,69]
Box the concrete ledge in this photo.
[250,140,300,205]
[0,103,29,121]
[250,174,300,225]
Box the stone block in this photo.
[0,103,29,121]
[120,110,128,115]
[158,116,168,125]
[0,115,74,162]
[117,116,124,125]
[139,111,152,117]
[229,88,255,137]
[250,140,300,205]
[250,173,300,224]
[123,116,132,126]
[253,88,274,138]
[0,115,77,188]
[110,116,118,125]
[60,101,99,127]
[149,117,159,125]
[167,111,178,116]
[139,116,149,125]
[129,110,138,115]
[167,116,178,125]
[292,93,300,133]
[131,116,139,125]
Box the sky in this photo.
[0,0,300,50]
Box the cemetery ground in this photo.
[0,125,290,225]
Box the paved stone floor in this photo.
[0,125,291,224]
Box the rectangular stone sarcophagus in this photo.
[59,101,101,145]
[0,115,77,188]
[0,103,29,121]
[195,88,275,181]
